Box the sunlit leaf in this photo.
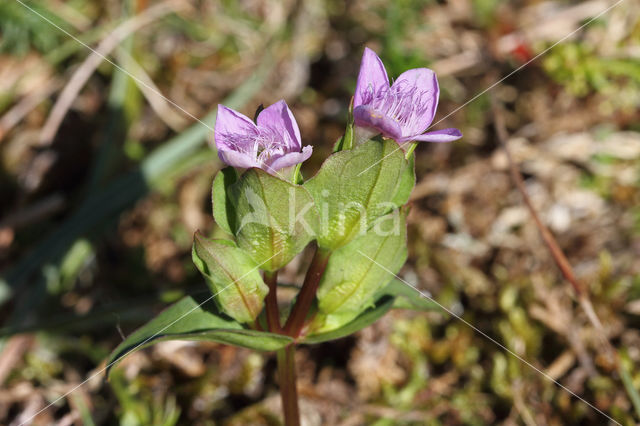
[302,296,395,344]
[192,233,268,323]
[379,278,439,312]
[107,294,293,376]
[305,140,411,250]
[212,166,239,235]
[312,209,408,332]
[224,168,319,271]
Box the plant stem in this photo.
[264,270,281,332]
[283,247,331,337]
[404,141,418,159]
[277,344,300,426]
[251,319,264,331]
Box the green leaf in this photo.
[391,152,415,207]
[302,296,395,344]
[107,294,292,376]
[212,167,239,234]
[312,209,408,333]
[305,140,410,250]
[378,278,439,312]
[192,233,268,323]
[619,349,640,419]
[225,168,319,271]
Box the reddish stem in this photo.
[283,247,331,337]
[264,270,281,333]
[277,344,300,426]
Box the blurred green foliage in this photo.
[376,0,436,76]
[111,369,181,426]
[0,1,73,55]
[471,0,504,28]
[544,42,640,112]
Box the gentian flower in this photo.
[353,48,462,144]
[214,100,312,175]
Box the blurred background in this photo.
[1,0,640,424]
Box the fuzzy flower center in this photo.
[361,81,433,128]
[223,126,294,165]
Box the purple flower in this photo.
[353,48,462,144]
[214,100,312,175]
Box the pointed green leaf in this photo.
[378,278,439,312]
[332,134,346,153]
[226,168,319,271]
[212,166,239,235]
[107,294,293,376]
[312,209,408,333]
[302,296,395,344]
[305,140,410,250]
[620,349,640,419]
[193,233,268,323]
[332,102,355,152]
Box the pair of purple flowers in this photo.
[214,48,462,174]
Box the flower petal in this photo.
[214,105,257,150]
[218,148,259,169]
[266,145,313,173]
[353,105,402,140]
[406,128,462,143]
[392,68,439,137]
[256,100,301,150]
[354,48,390,108]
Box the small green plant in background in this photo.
[543,42,640,113]
[377,0,435,76]
[110,369,181,426]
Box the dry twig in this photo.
[490,93,617,364]
[0,335,33,385]
[115,47,188,131]
[0,78,62,142]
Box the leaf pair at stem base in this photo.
[108,139,425,374]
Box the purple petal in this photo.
[354,48,390,108]
[256,100,301,150]
[218,148,259,169]
[353,105,402,140]
[214,105,257,150]
[404,128,462,143]
[266,145,313,173]
[392,68,439,136]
